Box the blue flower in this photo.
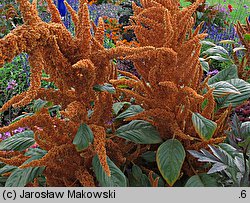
[58,0,67,17]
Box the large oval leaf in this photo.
[208,65,238,85]
[206,55,229,62]
[115,105,143,120]
[5,149,46,187]
[209,81,240,97]
[185,174,220,187]
[93,83,116,94]
[192,113,217,140]
[92,155,127,187]
[156,139,185,186]
[202,46,229,56]
[112,102,131,115]
[0,130,35,151]
[115,120,162,144]
[73,123,94,151]
[216,79,250,108]
[5,167,44,187]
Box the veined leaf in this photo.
[188,149,219,163]
[115,105,143,120]
[206,55,229,62]
[200,40,216,47]
[92,155,127,187]
[209,81,241,97]
[33,99,53,112]
[185,173,220,187]
[0,165,17,175]
[73,123,94,151]
[10,113,34,124]
[115,120,162,144]
[202,46,229,56]
[208,65,238,85]
[216,79,250,108]
[93,83,116,94]
[112,102,131,115]
[0,130,35,151]
[192,113,217,140]
[5,167,44,187]
[156,139,185,186]
[5,149,46,187]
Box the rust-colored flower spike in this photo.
[234,18,250,80]
[110,0,230,151]
[0,0,124,185]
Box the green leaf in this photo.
[199,58,209,72]
[73,123,94,151]
[208,65,238,85]
[5,167,44,187]
[93,83,116,94]
[200,40,216,47]
[156,139,185,186]
[33,99,53,112]
[202,46,229,56]
[24,148,47,157]
[209,81,241,97]
[112,102,131,115]
[0,165,17,175]
[192,113,217,140]
[216,79,250,108]
[0,130,35,151]
[185,173,220,187]
[5,150,46,187]
[115,120,162,144]
[244,34,250,41]
[115,105,143,120]
[10,113,34,124]
[92,155,127,187]
[206,55,229,62]
[217,143,238,159]
[128,165,151,187]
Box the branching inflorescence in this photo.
[0,0,234,185]
[234,18,250,80]
[0,0,122,186]
[110,0,231,152]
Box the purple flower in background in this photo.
[58,0,67,17]
[207,69,219,76]
[0,132,11,140]
[0,127,26,140]
[13,127,25,134]
[6,80,17,91]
